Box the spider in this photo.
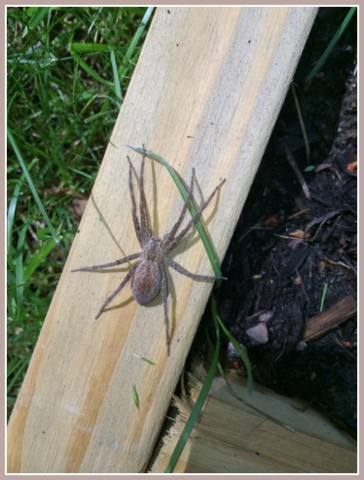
[72,148,226,356]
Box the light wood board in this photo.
[150,372,356,473]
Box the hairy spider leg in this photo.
[163,255,224,281]
[127,156,143,246]
[138,147,149,245]
[94,261,141,319]
[162,168,196,245]
[71,252,142,272]
[159,263,170,356]
[127,148,150,247]
[165,178,226,253]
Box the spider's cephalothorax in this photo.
[72,148,226,356]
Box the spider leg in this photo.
[127,156,143,245]
[139,146,150,246]
[71,253,141,272]
[95,261,140,319]
[165,178,226,253]
[163,168,195,246]
[159,263,171,356]
[164,256,227,281]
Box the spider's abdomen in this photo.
[131,260,161,305]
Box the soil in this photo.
[196,7,357,438]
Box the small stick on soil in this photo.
[303,295,357,342]
[285,146,311,199]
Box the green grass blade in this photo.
[164,299,221,473]
[110,48,122,106]
[215,359,295,432]
[216,310,254,396]
[69,42,109,53]
[132,384,139,409]
[306,7,356,83]
[14,221,30,314]
[206,297,253,397]
[127,145,224,279]
[23,6,50,36]
[205,315,251,401]
[7,130,61,245]
[207,310,295,431]
[23,235,62,284]
[85,6,103,36]
[7,355,31,392]
[68,49,114,87]
[320,282,329,311]
[7,158,38,264]
[118,7,155,80]
[132,350,156,365]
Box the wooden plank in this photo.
[150,374,356,473]
[7,7,318,473]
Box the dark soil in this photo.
[197,7,357,438]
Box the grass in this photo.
[7,6,154,418]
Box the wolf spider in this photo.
[72,148,225,356]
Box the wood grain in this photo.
[151,374,356,473]
[8,7,318,473]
